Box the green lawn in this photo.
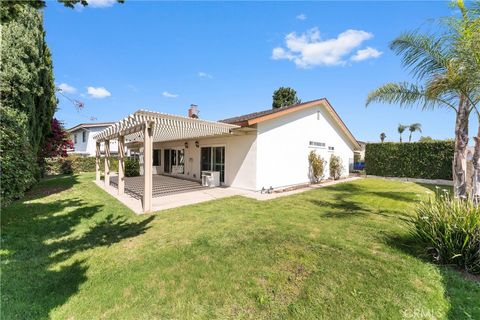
[1,173,479,319]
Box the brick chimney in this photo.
[188,104,199,118]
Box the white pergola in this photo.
[94,110,239,213]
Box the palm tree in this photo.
[366,1,479,198]
[398,124,407,142]
[408,123,422,142]
[380,132,386,143]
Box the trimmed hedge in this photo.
[45,156,119,175]
[365,141,454,180]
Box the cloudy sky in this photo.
[45,1,460,142]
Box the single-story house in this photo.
[68,122,116,156]
[94,99,360,212]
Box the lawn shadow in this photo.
[309,182,415,221]
[1,177,154,319]
[384,232,480,319]
[24,174,79,201]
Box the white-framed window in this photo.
[74,134,77,144]
[328,146,335,152]
[309,141,325,148]
[82,131,86,142]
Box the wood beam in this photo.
[118,135,125,195]
[143,123,153,213]
[95,142,101,182]
[104,140,110,187]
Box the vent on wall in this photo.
[309,141,325,148]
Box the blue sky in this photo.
[44,0,460,142]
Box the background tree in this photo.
[380,132,387,143]
[0,6,57,204]
[38,119,74,168]
[408,123,422,142]
[398,124,407,142]
[1,0,124,23]
[272,87,301,109]
[419,136,435,142]
[366,0,479,198]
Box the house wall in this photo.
[70,127,117,156]
[150,133,257,190]
[255,105,355,190]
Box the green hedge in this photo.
[365,141,454,180]
[45,156,119,175]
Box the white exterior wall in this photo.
[256,106,355,190]
[151,133,257,190]
[70,127,117,156]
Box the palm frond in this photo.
[365,82,456,111]
[390,32,451,81]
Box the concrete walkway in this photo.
[95,175,362,214]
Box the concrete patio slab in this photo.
[94,174,362,214]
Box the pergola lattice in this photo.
[93,110,239,212]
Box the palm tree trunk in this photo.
[400,135,402,143]
[453,96,469,198]
[409,132,412,142]
[472,116,480,204]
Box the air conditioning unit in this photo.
[201,171,220,187]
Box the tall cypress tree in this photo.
[0,6,57,204]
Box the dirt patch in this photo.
[25,185,70,199]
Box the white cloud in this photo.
[162,91,179,98]
[126,84,139,92]
[198,72,213,79]
[351,47,383,62]
[272,27,381,67]
[296,14,307,21]
[87,86,111,98]
[87,0,116,8]
[58,83,76,94]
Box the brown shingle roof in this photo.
[219,98,360,150]
[219,99,326,125]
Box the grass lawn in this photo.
[2,173,479,319]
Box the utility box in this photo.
[201,171,220,187]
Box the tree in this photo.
[272,87,301,109]
[408,123,422,142]
[419,136,435,142]
[1,0,124,23]
[366,1,479,198]
[329,154,344,180]
[0,6,57,204]
[380,132,386,143]
[398,124,407,142]
[39,119,73,159]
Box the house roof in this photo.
[220,98,360,150]
[68,122,115,133]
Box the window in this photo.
[153,149,161,166]
[309,141,325,148]
[328,146,335,152]
[82,131,86,142]
[74,134,77,144]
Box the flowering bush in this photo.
[411,188,480,275]
[308,151,326,183]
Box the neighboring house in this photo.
[355,140,367,160]
[96,99,360,192]
[68,122,116,156]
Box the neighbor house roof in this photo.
[220,98,360,150]
[68,122,115,133]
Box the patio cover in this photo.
[93,109,239,143]
[93,109,240,213]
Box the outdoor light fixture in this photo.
[195,141,199,148]
[184,142,189,148]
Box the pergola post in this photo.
[95,142,101,182]
[143,123,153,212]
[118,135,125,195]
[104,140,110,187]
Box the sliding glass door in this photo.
[164,148,184,174]
[200,146,225,183]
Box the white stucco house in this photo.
[93,99,360,212]
[67,122,116,156]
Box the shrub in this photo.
[365,141,454,180]
[44,156,118,175]
[329,154,343,180]
[125,158,140,177]
[308,151,326,183]
[411,189,480,275]
[0,107,38,205]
